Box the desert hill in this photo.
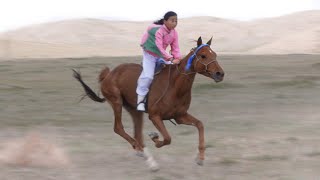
[0,10,319,59]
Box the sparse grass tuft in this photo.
[286,137,299,142]
[218,158,238,165]
[178,130,194,136]
[247,155,289,161]
[205,144,215,149]
[0,84,31,91]
[295,75,320,81]
[305,152,320,157]
[263,79,316,88]
[153,177,170,180]
[311,62,320,69]
[194,82,245,91]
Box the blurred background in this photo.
[1,0,320,179]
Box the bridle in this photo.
[176,44,217,76]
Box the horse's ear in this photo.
[197,36,202,47]
[207,36,213,46]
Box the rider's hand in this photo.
[171,58,181,64]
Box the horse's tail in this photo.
[98,67,110,82]
[72,69,106,103]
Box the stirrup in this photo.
[137,102,145,112]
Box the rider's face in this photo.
[164,16,178,30]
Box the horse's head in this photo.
[185,37,224,82]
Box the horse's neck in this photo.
[171,52,196,94]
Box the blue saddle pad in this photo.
[155,59,167,74]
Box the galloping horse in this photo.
[73,37,224,170]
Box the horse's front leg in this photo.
[175,113,205,165]
[149,115,171,148]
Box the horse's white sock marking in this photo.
[143,147,159,171]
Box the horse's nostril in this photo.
[215,72,223,77]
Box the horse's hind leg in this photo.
[108,96,139,150]
[124,106,144,152]
[124,106,159,171]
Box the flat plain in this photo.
[0,54,320,180]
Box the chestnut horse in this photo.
[73,37,224,170]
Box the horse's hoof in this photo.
[148,132,159,139]
[147,159,160,172]
[150,165,160,172]
[143,147,159,172]
[136,151,145,158]
[195,157,204,166]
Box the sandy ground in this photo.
[0,55,320,179]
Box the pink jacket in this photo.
[140,24,181,60]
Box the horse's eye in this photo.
[201,55,206,59]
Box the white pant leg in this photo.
[136,51,157,96]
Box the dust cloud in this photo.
[0,132,70,167]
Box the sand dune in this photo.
[0,10,319,59]
[247,26,320,54]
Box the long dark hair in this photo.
[154,11,177,25]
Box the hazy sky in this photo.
[0,0,319,32]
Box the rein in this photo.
[150,65,172,108]
[150,65,176,126]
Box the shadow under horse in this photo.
[73,37,224,170]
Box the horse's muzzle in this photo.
[212,71,224,82]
